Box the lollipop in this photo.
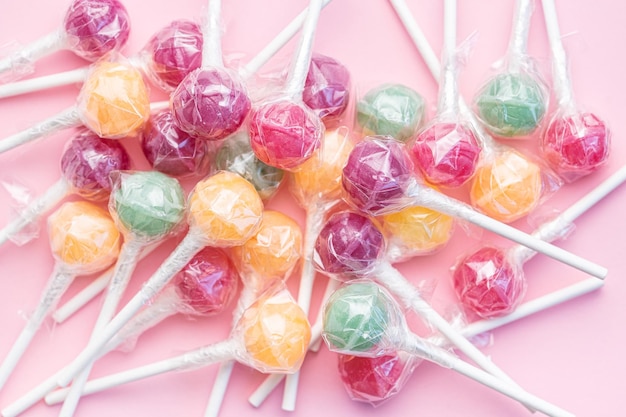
[473,0,548,138]
[454,164,626,318]
[356,83,426,142]
[0,129,130,248]
[248,0,325,171]
[0,59,150,154]
[0,201,120,390]
[302,53,351,125]
[322,281,573,417]
[57,170,186,417]
[0,0,130,83]
[46,286,311,402]
[55,171,263,388]
[410,0,480,187]
[215,132,285,201]
[539,0,610,182]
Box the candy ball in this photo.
[141,20,203,91]
[60,129,130,201]
[356,84,426,142]
[474,72,547,137]
[63,0,130,62]
[470,150,543,223]
[452,246,526,318]
[303,53,351,123]
[171,67,251,141]
[342,137,414,215]
[232,211,302,289]
[314,211,384,277]
[241,289,311,372]
[141,110,210,178]
[410,122,481,187]
[174,246,239,316]
[112,171,185,240]
[541,111,611,183]
[188,171,264,247]
[78,61,150,138]
[48,201,121,272]
[215,132,284,201]
[249,99,324,170]
[323,282,391,354]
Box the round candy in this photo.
[249,99,324,170]
[141,110,210,178]
[48,201,121,272]
[342,137,414,215]
[323,282,392,354]
[112,171,185,240]
[470,149,543,223]
[78,61,150,139]
[474,72,547,137]
[171,67,251,141]
[174,246,239,316]
[63,0,130,62]
[60,129,130,201]
[410,122,481,187]
[241,289,311,372]
[452,246,526,318]
[356,84,426,142]
[541,111,611,183]
[215,132,284,201]
[291,128,354,205]
[140,19,203,91]
[303,53,351,124]
[232,211,302,289]
[188,171,264,247]
[314,211,384,277]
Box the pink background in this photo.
[0,0,624,416]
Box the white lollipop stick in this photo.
[0,31,64,81]
[508,0,533,70]
[541,0,573,107]
[0,107,80,154]
[56,231,206,387]
[438,0,458,116]
[400,334,574,417]
[0,267,75,390]
[0,68,88,99]
[0,179,69,247]
[203,0,223,68]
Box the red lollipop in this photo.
[302,53,351,125]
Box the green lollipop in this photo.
[356,84,426,142]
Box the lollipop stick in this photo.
[46,340,237,404]
[0,107,80,154]
[0,67,88,99]
[0,178,69,247]
[439,0,458,115]
[0,31,64,80]
[203,360,236,417]
[0,267,75,389]
[402,334,574,417]
[203,0,223,68]
[541,0,573,106]
[56,231,205,387]
[508,0,533,65]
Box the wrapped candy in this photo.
[473,0,548,138]
[0,129,130,247]
[55,171,264,388]
[0,58,150,154]
[46,285,311,401]
[215,132,284,201]
[539,0,610,182]
[249,0,325,171]
[0,201,121,390]
[356,83,426,142]
[322,281,573,416]
[0,0,130,83]
[302,53,351,125]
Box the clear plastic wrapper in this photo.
[302,53,351,125]
[355,83,426,142]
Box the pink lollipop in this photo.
[539,0,610,183]
[0,0,130,82]
[249,0,325,171]
[0,129,130,248]
[302,53,351,125]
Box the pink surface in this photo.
[0,1,624,416]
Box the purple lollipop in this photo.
[303,53,351,124]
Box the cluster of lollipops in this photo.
[0,0,620,416]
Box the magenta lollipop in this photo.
[0,129,130,247]
[141,109,211,178]
[0,0,130,82]
[539,0,610,182]
[302,53,351,125]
